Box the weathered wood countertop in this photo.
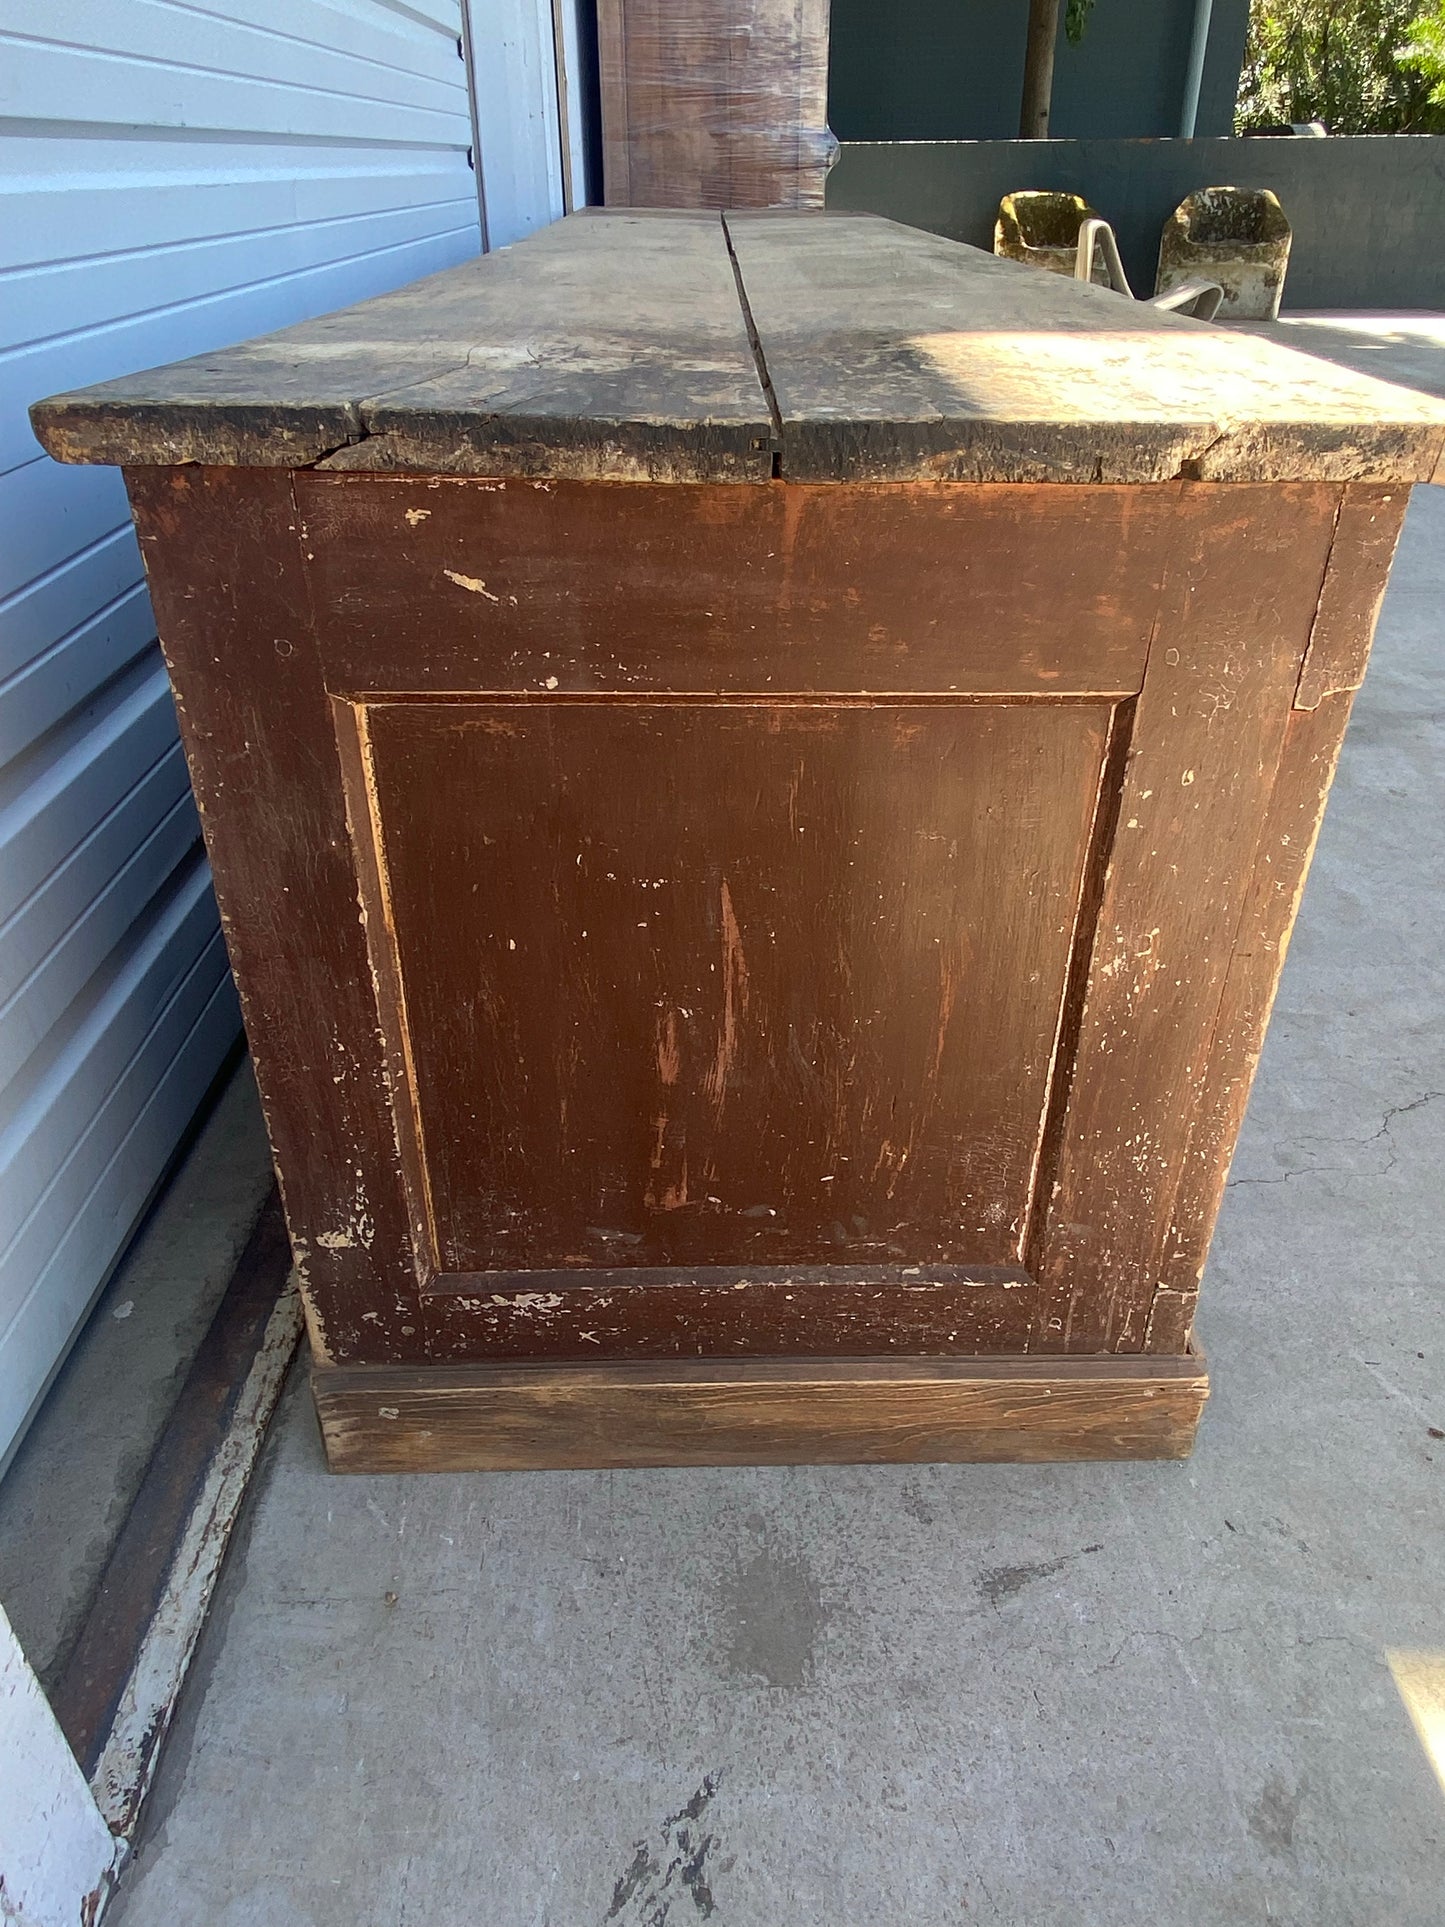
[31,209,1445,487]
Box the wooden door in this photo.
[127,467,1398,1397]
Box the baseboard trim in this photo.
[312,1348,1209,1472]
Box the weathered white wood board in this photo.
[0,1600,116,1927]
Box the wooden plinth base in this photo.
[312,1349,1209,1473]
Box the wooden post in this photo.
[1020,0,1063,138]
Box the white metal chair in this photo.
[1075,217,1224,321]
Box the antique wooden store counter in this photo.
[34,211,1445,1471]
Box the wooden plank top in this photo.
[30,211,775,483]
[725,211,1445,484]
[32,209,1445,485]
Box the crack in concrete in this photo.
[1227,1089,1443,1188]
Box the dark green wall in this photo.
[828,0,1252,141]
[828,135,1445,307]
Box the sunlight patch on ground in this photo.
[1387,1649,1445,1798]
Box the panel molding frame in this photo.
[331,687,1120,1295]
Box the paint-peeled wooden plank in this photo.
[313,1350,1210,1471]
[0,1602,116,1927]
[1144,689,1361,1350]
[1146,487,1413,1354]
[1140,488,1407,1349]
[723,211,1445,485]
[1028,485,1342,1352]
[420,1266,1042,1361]
[358,699,1107,1280]
[35,215,772,480]
[1294,485,1410,709]
[1147,490,1412,1350]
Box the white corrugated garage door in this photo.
[0,0,576,1469]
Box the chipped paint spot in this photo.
[703,879,750,1115]
[404,508,431,526]
[443,569,500,601]
[656,1008,682,1086]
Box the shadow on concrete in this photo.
[1246,313,1445,402]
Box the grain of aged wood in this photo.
[31,211,1445,1470]
[33,212,774,480]
[313,1350,1210,1472]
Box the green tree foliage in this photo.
[1401,2,1445,106]
[1235,0,1445,132]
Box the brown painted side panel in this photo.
[1029,484,1342,1351]
[126,468,421,1365]
[294,477,1178,697]
[356,697,1111,1275]
[1294,485,1409,709]
[1149,488,1407,1351]
[129,468,1369,1418]
[1146,689,1363,1351]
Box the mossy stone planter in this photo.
[995,191,1110,286]
[1156,187,1292,321]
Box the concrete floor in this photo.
[103,344,1445,1923]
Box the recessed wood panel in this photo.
[353,697,1112,1277]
